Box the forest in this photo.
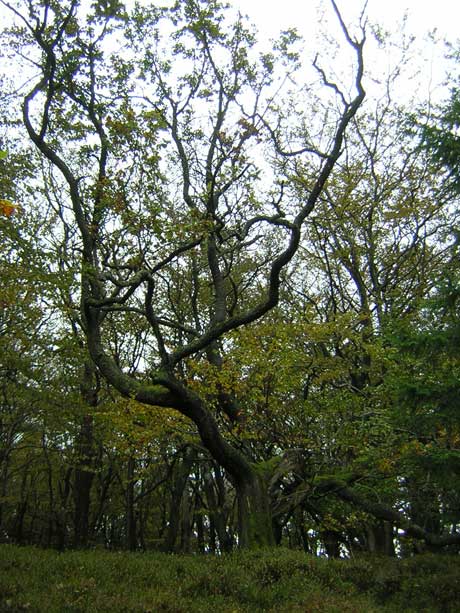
[0,0,459,560]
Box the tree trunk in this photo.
[179,482,192,553]
[0,448,11,534]
[321,530,341,558]
[170,381,276,549]
[74,415,95,548]
[195,508,205,553]
[74,362,98,548]
[126,455,137,551]
[203,463,232,552]
[236,471,275,549]
[162,447,195,552]
[366,521,395,556]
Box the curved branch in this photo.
[169,26,366,365]
[317,478,460,548]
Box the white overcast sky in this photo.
[1,0,458,103]
[228,0,459,103]
[229,0,459,40]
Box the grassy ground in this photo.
[1,544,459,612]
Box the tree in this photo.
[217,73,460,554]
[420,81,460,193]
[1,0,365,547]
[383,258,460,552]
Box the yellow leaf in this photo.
[0,199,19,217]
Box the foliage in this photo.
[421,92,460,192]
[0,0,459,555]
[1,544,460,612]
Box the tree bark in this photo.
[366,521,395,556]
[162,447,195,552]
[74,415,95,547]
[126,455,137,551]
[74,362,98,547]
[236,471,275,549]
[202,463,232,552]
[318,477,460,548]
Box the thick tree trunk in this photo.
[321,529,341,558]
[159,378,276,549]
[84,321,277,548]
[236,471,275,549]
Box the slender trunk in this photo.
[74,415,95,547]
[12,502,27,544]
[179,483,192,553]
[209,518,217,552]
[0,448,11,533]
[11,464,30,543]
[195,507,205,553]
[138,479,147,550]
[92,462,114,537]
[203,463,232,552]
[42,434,55,547]
[162,447,195,552]
[126,455,137,551]
[74,362,98,547]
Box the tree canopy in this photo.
[0,0,459,555]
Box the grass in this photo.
[1,544,459,612]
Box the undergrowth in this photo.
[0,545,459,612]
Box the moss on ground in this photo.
[0,545,459,612]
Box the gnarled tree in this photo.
[2,0,365,547]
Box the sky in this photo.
[227,0,459,104]
[1,0,457,104]
[229,0,459,41]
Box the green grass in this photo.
[1,545,459,612]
